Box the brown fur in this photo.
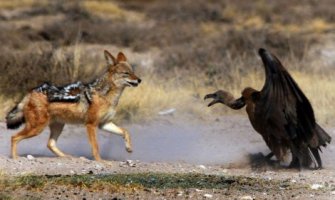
[7,50,141,161]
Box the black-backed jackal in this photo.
[6,50,141,161]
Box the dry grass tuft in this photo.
[83,0,145,22]
[83,1,125,16]
[0,0,46,10]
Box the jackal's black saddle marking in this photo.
[34,82,93,104]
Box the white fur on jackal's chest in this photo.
[99,88,124,123]
[100,108,116,124]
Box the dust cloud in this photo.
[1,116,334,169]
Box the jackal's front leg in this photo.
[86,123,101,161]
[101,122,132,152]
[48,123,68,157]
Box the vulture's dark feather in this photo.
[257,49,315,143]
[205,48,331,169]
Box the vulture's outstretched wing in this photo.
[256,48,315,143]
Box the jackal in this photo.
[6,50,141,161]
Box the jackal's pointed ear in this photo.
[117,52,127,62]
[104,50,117,65]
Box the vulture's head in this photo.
[204,90,245,109]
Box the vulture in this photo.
[204,48,331,169]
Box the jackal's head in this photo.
[104,50,142,87]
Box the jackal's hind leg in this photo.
[48,123,67,157]
[11,125,47,159]
[101,122,132,153]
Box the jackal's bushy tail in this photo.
[6,95,30,129]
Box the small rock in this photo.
[222,169,228,173]
[203,194,213,198]
[79,156,88,161]
[95,164,103,170]
[198,165,206,169]
[70,170,75,174]
[291,179,297,183]
[127,160,136,167]
[177,191,183,197]
[240,195,253,200]
[119,160,136,167]
[195,189,203,192]
[27,155,34,160]
[331,191,335,195]
[158,108,176,115]
[311,184,324,190]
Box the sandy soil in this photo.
[0,115,334,199]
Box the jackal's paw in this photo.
[12,155,19,160]
[126,146,133,153]
[99,159,113,167]
[63,154,76,159]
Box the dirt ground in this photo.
[0,115,334,199]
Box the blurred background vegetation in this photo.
[0,0,334,124]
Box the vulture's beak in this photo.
[204,93,220,107]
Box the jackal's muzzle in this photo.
[126,78,141,87]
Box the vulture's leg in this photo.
[288,144,302,170]
[288,156,300,169]
[310,148,322,169]
[265,152,274,160]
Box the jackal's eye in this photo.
[123,72,130,75]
